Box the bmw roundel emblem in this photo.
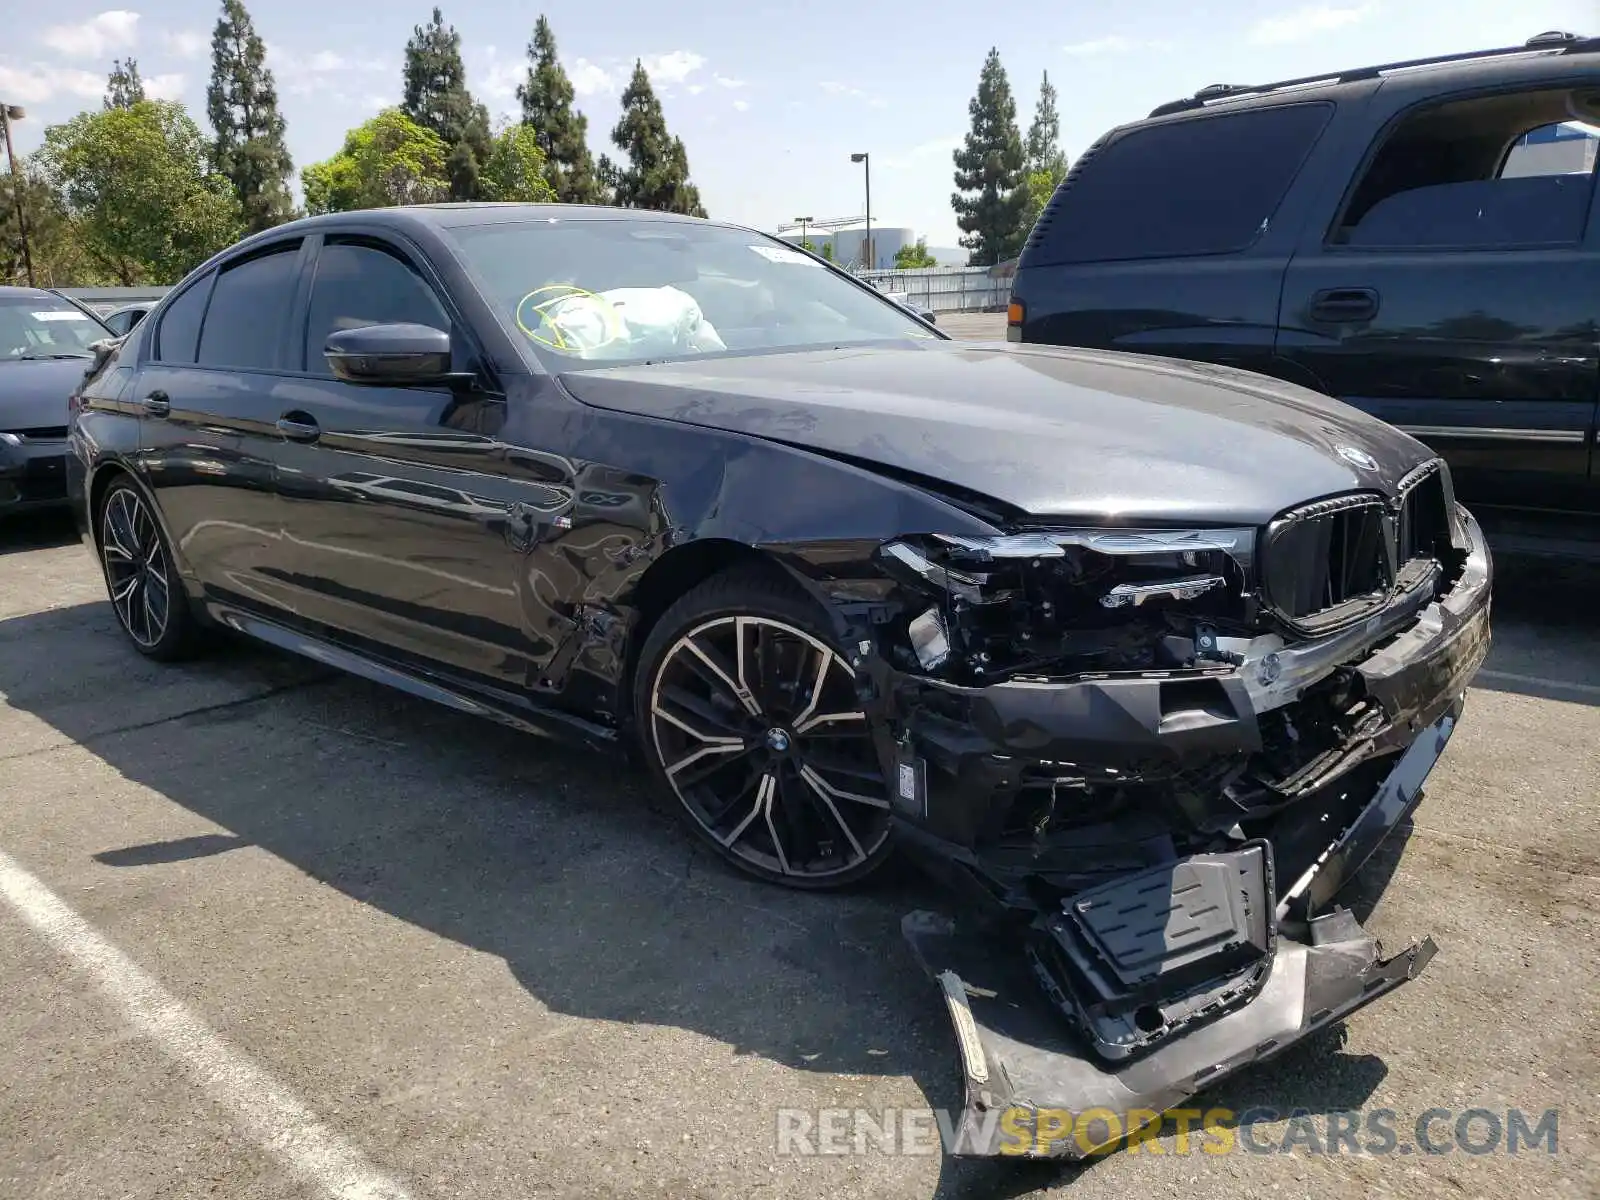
[1337,445,1380,472]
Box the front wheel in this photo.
[634,570,895,888]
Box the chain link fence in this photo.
[858,266,1011,314]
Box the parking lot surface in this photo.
[2,407,1597,1197]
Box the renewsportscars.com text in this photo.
[774,1105,1560,1158]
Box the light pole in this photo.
[850,152,871,269]
[794,215,812,252]
[2,103,35,288]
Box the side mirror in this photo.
[325,323,453,385]
[918,309,937,325]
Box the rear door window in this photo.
[195,243,302,370]
[153,274,212,363]
[1027,102,1335,265]
[1333,88,1599,249]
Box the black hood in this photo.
[558,342,1437,526]
[0,357,89,431]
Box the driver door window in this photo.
[302,241,452,374]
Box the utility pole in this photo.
[794,215,812,251]
[850,152,871,270]
[2,104,35,288]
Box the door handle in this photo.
[141,390,170,417]
[1309,288,1379,323]
[275,413,321,443]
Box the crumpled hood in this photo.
[558,341,1438,525]
[0,358,88,432]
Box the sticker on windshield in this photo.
[32,310,89,321]
[749,244,820,266]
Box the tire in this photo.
[96,477,204,662]
[634,568,895,889]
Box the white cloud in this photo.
[570,57,617,96]
[144,72,185,99]
[818,79,886,108]
[1061,35,1139,56]
[272,47,387,97]
[687,83,705,95]
[0,62,105,104]
[40,10,140,59]
[714,73,745,89]
[882,135,962,169]
[162,30,207,60]
[1247,2,1378,46]
[478,47,523,101]
[641,50,704,85]
[732,98,749,112]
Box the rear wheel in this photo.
[98,478,202,661]
[635,570,895,888]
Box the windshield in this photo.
[0,295,110,359]
[448,217,939,369]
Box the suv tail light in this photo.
[1006,298,1025,342]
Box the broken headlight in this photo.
[878,528,1257,681]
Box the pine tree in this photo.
[609,61,705,216]
[1021,70,1069,232]
[105,59,146,109]
[206,0,295,233]
[1025,71,1068,182]
[951,48,1029,266]
[515,16,600,203]
[401,7,492,201]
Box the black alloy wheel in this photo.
[637,571,895,887]
[98,479,200,660]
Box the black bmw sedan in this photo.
[68,204,1492,1156]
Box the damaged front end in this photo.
[839,461,1491,1158]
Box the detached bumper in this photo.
[904,898,1437,1158]
[0,431,70,513]
[891,511,1490,1158]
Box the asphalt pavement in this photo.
[1,383,1597,1198]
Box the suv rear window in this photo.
[1025,102,1334,266]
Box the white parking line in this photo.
[1477,669,1600,700]
[0,847,414,1200]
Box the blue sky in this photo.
[2,1,1596,247]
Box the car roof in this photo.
[260,203,722,237]
[209,202,757,271]
[0,286,83,303]
[1145,30,1600,120]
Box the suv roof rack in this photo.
[1148,30,1600,118]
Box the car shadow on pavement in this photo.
[0,510,80,556]
[0,598,1414,1197]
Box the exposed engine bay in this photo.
[807,461,1492,1157]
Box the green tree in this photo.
[301,109,450,213]
[401,6,492,200]
[105,59,146,109]
[1021,71,1068,232]
[36,101,241,284]
[818,242,834,262]
[207,0,295,233]
[609,61,705,215]
[893,238,938,269]
[480,121,557,202]
[951,48,1028,266]
[0,159,108,286]
[515,16,600,202]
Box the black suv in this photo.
[1010,31,1600,556]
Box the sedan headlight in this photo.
[877,527,1258,681]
